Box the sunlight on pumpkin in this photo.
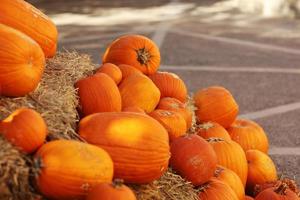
[2,109,22,123]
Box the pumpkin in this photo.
[246,150,278,194]
[227,119,269,153]
[245,196,254,200]
[86,179,136,200]
[75,73,122,116]
[0,24,45,97]
[214,165,245,200]
[149,72,188,102]
[78,112,170,184]
[96,63,122,85]
[207,138,248,186]
[198,178,239,200]
[122,106,145,114]
[118,64,142,80]
[255,183,299,200]
[0,108,47,153]
[170,134,217,186]
[194,86,239,128]
[34,140,114,200]
[119,74,160,113]
[149,109,187,141]
[196,122,231,141]
[0,0,58,57]
[157,97,193,129]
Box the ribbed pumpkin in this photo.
[97,63,122,85]
[198,178,239,200]
[196,122,231,141]
[194,86,239,128]
[0,0,58,57]
[255,183,299,200]
[170,134,217,186]
[122,106,145,114]
[0,108,47,153]
[0,24,45,97]
[119,74,160,113]
[214,165,245,200]
[103,35,160,75]
[245,196,254,200]
[118,64,142,80]
[246,150,278,194]
[149,109,187,141]
[78,112,170,184]
[34,140,114,200]
[149,72,188,102]
[75,73,122,116]
[207,138,248,186]
[227,119,269,153]
[86,180,136,200]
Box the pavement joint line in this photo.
[269,147,300,156]
[66,43,105,50]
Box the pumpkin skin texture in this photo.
[34,140,114,200]
[149,72,188,102]
[122,106,146,114]
[0,0,58,57]
[0,108,47,153]
[149,109,187,141]
[227,119,269,153]
[254,179,300,197]
[78,112,170,184]
[119,74,160,113]
[0,24,45,97]
[197,122,231,141]
[193,86,239,128]
[245,196,254,200]
[118,64,142,80]
[75,73,122,116]
[207,138,248,186]
[255,184,299,200]
[170,134,217,186]
[103,35,160,75]
[97,63,122,85]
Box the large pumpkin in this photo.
[118,64,142,80]
[34,140,114,200]
[96,63,122,85]
[245,196,254,200]
[78,112,170,184]
[255,183,299,200]
[0,24,45,97]
[196,122,231,141]
[0,0,58,57]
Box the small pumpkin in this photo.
[103,35,160,75]
[34,140,114,200]
[194,86,239,128]
[0,108,47,154]
[245,196,254,200]
[170,134,217,186]
[255,183,299,200]
[118,64,142,80]
[196,122,231,141]
[149,72,188,102]
[122,106,145,114]
[75,73,122,116]
[96,63,122,85]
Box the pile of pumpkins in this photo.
[0,0,299,200]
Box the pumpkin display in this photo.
[196,122,231,141]
[97,63,122,85]
[0,24,45,97]
[75,73,122,116]
[34,140,114,200]
[122,106,146,114]
[193,86,239,128]
[119,74,160,113]
[255,183,299,200]
[78,112,170,184]
[207,138,248,186]
[170,134,217,186]
[0,108,47,153]
[118,64,142,80]
[103,35,160,75]
[0,0,58,57]
[149,72,188,102]
[227,119,269,153]
[245,196,254,200]
[149,109,187,141]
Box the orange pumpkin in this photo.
[149,72,188,102]
[75,73,122,116]
[0,0,58,57]
[118,64,142,80]
[122,106,145,114]
[149,109,187,141]
[103,35,160,75]
[34,140,114,200]
[170,134,217,186]
[0,24,45,97]
[0,108,47,153]
[119,74,160,113]
[227,119,269,153]
[207,138,248,186]
[196,122,231,141]
[96,63,122,85]
[255,183,299,200]
[194,86,239,128]
[245,196,254,200]
[78,112,170,184]
[86,179,136,200]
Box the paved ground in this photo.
[32,0,300,183]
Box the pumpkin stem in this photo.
[136,48,151,65]
[206,137,225,143]
[214,166,224,177]
[198,122,214,130]
[112,179,124,188]
[159,110,173,116]
[274,183,289,195]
